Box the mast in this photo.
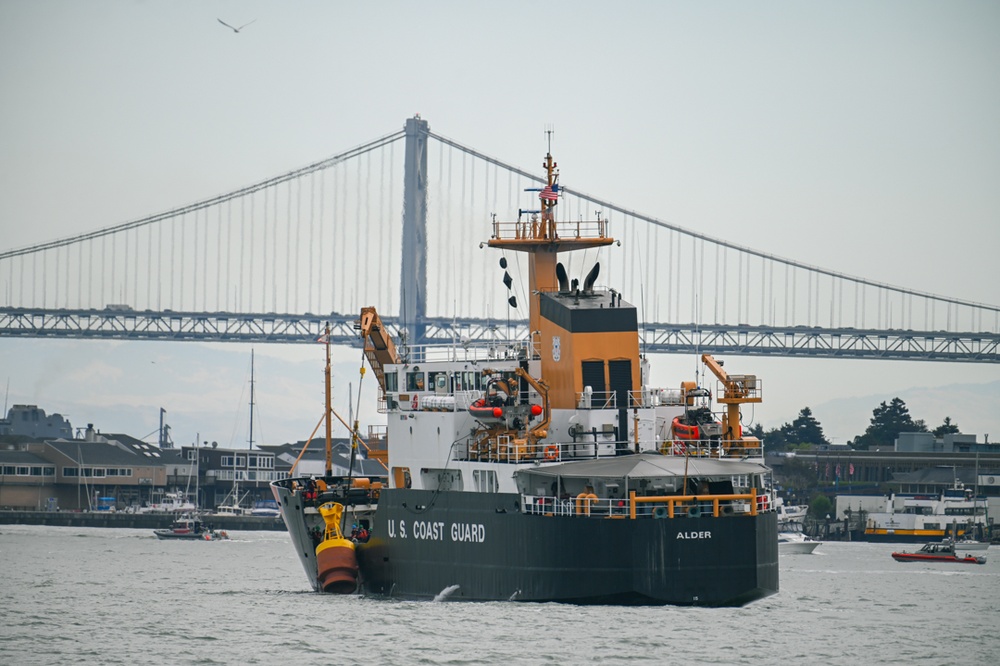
[248,349,255,451]
[324,325,333,477]
[195,435,200,509]
[486,135,614,339]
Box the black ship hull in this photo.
[355,489,778,606]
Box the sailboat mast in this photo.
[249,349,255,451]
[324,325,333,477]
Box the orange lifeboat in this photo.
[315,502,359,594]
[671,417,701,441]
[468,398,504,422]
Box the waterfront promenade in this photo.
[0,510,286,531]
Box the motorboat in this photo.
[136,491,197,514]
[953,537,990,552]
[250,498,281,517]
[154,515,230,541]
[774,496,808,528]
[778,529,820,555]
[891,541,985,564]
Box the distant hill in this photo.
[789,379,1000,445]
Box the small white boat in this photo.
[774,497,808,526]
[778,530,820,554]
[250,499,281,517]
[952,537,989,552]
[137,491,197,514]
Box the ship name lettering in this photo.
[412,520,446,541]
[676,531,711,540]
[450,522,486,543]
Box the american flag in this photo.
[849,463,855,476]
[539,183,559,201]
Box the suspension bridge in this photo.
[1,116,997,363]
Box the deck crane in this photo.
[356,306,401,396]
[700,354,763,456]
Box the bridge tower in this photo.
[400,115,429,352]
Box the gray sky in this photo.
[1,1,999,446]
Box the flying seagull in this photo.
[217,18,256,33]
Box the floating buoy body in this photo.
[316,537,359,593]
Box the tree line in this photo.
[748,397,961,451]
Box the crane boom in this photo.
[357,306,401,394]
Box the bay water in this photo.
[2,525,997,665]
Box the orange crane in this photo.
[357,306,401,395]
[700,354,763,456]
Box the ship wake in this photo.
[433,584,461,602]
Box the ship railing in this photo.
[629,489,764,519]
[456,438,621,463]
[521,489,768,518]
[522,494,633,518]
[576,390,617,410]
[658,438,765,461]
[491,218,610,242]
[399,339,537,363]
[458,438,767,463]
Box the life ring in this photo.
[543,445,559,461]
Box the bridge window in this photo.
[406,371,425,391]
[451,371,481,392]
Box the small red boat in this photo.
[891,541,986,565]
[469,399,504,422]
